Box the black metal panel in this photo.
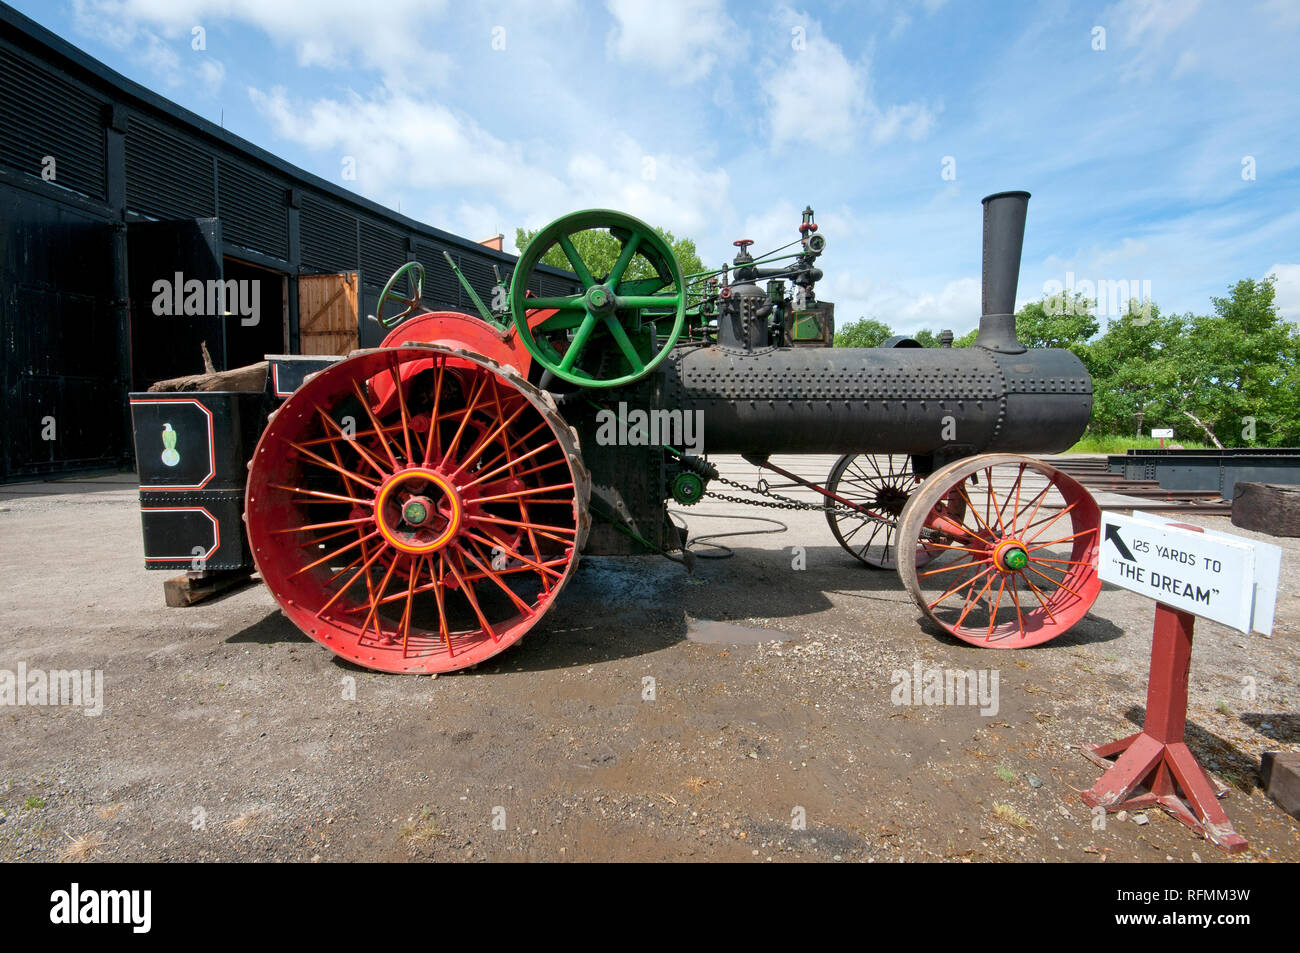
[126,218,225,388]
[217,158,288,260]
[359,218,404,287]
[129,390,265,490]
[130,390,265,570]
[1111,448,1300,498]
[358,285,383,348]
[413,241,463,311]
[456,254,498,310]
[124,116,215,219]
[299,193,357,271]
[137,490,252,570]
[538,272,572,298]
[266,354,339,399]
[0,40,106,200]
[0,188,121,479]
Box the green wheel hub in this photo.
[671,471,705,505]
[510,210,686,388]
[401,498,430,526]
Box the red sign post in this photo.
[1080,603,1247,852]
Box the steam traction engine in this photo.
[130,191,1101,673]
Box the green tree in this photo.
[1016,294,1099,349]
[834,317,892,348]
[514,225,704,284]
[1082,301,1181,438]
[1148,276,1300,447]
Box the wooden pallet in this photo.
[163,569,255,607]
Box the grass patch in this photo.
[1065,434,1212,455]
[992,802,1033,829]
[59,830,107,862]
[400,807,445,844]
[230,806,267,833]
[23,796,45,811]
[995,765,1017,784]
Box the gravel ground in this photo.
[0,459,1297,863]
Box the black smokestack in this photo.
[974,190,1029,353]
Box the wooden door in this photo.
[298,272,359,355]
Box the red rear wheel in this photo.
[245,346,589,673]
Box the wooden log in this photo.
[1231,482,1300,537]
[163,569,255,607]
[1260,752,1300,820]
[147,361,268,393]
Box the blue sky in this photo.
[18,0,1300,334]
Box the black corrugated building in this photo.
[0,3,576,482]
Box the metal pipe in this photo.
[974,190,1030,354]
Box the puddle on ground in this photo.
[685,618,793,645]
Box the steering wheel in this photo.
[375,261,426,328]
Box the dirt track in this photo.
[1,459,1297,862]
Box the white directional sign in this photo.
[1151,428,1174,439]
[1099,511,1281,635]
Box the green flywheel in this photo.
[510,210,686,388]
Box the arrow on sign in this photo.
[1105,523,1136,561]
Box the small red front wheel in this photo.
[896,454,1101,648]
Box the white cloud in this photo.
[819,270,981,336]
[1170,49,1197,78]
[760,6,933,152]
[454,201,509,246]
[196,57,225,90]
[1091,237,1151,268]
[73,0,461,88]
[1266,263,1300,322]
[248,86,729,236]
[1262,0,1300,30]
[762,9,867,151]
[248,86,561,211]
[605,0,735,84]
[1104,0,1205,82]
[871,102,934,144]
[894,276,981,327]
[559,141,730,235]
[137,28,182,85]
[1109,0,1202,47]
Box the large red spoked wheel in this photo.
[245,346,589,673]
[896,454,1100,648]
